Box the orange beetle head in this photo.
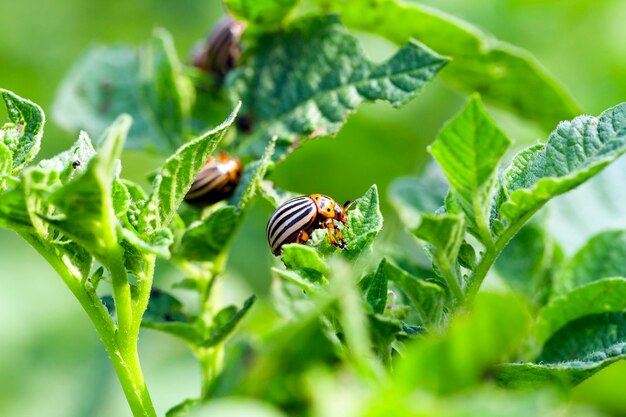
[310,194,355,224]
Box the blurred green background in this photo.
[1,0,626,415]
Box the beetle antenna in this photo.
[343,199,360,211]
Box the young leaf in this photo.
[362,261,389,315]
[224,0,299,27]
[44,116,129,256]
[554,230,626,295]
[174,206,240,262]
[341,185,384,258]
[412,213,465,298]
[137,103,240,237]
[281,244,327,284]
[230,14,448,157]
[53,30,192,153]
[315,0,580,130]
[496,103,626,232]
[0,89,44,175]
[430,96,510,242]
[377,258,445,324]
[201,295,256,347]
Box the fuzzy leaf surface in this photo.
[137,103,239,237]
[316,0,580,130]
[496,103,626,231]
[53,30,192,153]
[555,230,626,295]
[45,117,129,255]
[230,14,448,157]
[430,96,510,238]
[0,89,44,175]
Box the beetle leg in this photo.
[296,230,309,244]
[335,225,347,249]
[323,219,338,246]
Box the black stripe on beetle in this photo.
[266,194,360,255]
[184,152,242,207]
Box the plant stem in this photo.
[464,210,537,303]
[438,258,464,303]
[197,345,224,397]
[108,245,134,354]
[22,233,157,417]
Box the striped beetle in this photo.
[266,194,359,255]
[184,152,243,207]
[191,16,245,80]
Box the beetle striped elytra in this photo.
[266,194,359,255]
[191,16,245,81]
[184,152,243,207]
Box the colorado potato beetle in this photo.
[184,152,243,207]
[266,194,359,255]
[191,16,245,80]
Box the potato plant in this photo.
[1,0,626,416]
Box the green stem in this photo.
[465,209,537,303]
[438,259,464,303]
[21,233,156,417]
[108,245,134,354]
[197,345,224,398]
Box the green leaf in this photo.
[230,14,448,157]
[174,206,240,262]
[362,261,389,315]
[52,240,94,281]
[341,185,384,258]
[53,30,192,153]
[496,360,623,390]
[224,0,298,27]
[548,157,626,253]
[201,295,256,347]
[281,244,327,284]
[0,142,12,190]
[316,0,580,130]
[395,292,529,394]
[0,89,44,174]
[496,102,626,231]
[377,258,444,324]
[0,183,33,231]
[499,308,626,389]
[229,137,276,210]
[44,116,129,256]
[140,290,202,344]
[412,213,465,293]
[494,217,562,308]
[430,96,510,241]
[533,278,626,350]
[258,180,299,208]
[538,312,626,363]
[272,268,319,293]
[143,289,191,323]
[137,103,240,237]
[555,230,626,295]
